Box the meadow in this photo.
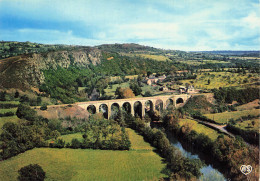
[122,53,169,61]
[204,109,260,124]
[104,82,131,97]
[179,119,220,141]
[234,118,259,132]
[0,101,20,105]
[176,59,230,66]
[0,108,17,114]
[180,72,259,89]
[55,133,84,143]
[0,128,166,181]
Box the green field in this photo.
[104,82,170,97]
[126,128,153,150]
[0,101,20,105]
[0,129,166,181]
[176,60,230,66]
[0,108,17,114]
[110,75,139,82]
[204,109,260,124]
[52,133,84,143]
[104,82,130,97]
[122,53,169,61]
[235,118,259,132]
[179,119,219,140]
[180,72,259,89]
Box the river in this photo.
[166,131,227,181]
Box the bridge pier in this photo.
[76,94,191,120]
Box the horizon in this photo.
[0,0,259,51]
[1,40,260,52]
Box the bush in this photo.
[18,164,46,181]
[71,138,81,149]
[40,104,47,110]
[144,91,152,97]
[16,104,37,122]
[0,111,14,117]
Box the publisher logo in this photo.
[240,165,252,175]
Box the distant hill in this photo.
[96,43,162,53]
[195,51,260,57]
[1,41,258,91]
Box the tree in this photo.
[18,164,46,181]
[0,91,6,101]
[115,87,122,98]
[115,87,135,99]
[50,130,61,140]
[36,97,42,106]
[144,91,152,97]
[14,90,20,98]
[20,95,29,103]
[40,104,47,110]
[71,138,81,149]
[16,104,37,122]
[130,81,142,96]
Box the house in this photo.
[179,85,195,94]
[145,74,166,85]
[159,85,168,91]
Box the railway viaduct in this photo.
[76,94,191,119]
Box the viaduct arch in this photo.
[76,94,191,119]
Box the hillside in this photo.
[0,47,102,89]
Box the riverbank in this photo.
[162,114,259,181]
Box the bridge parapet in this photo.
[76,94,191,119]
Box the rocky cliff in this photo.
[0,47,102,90]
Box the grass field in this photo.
[235,118,259,132]
[0,129,166,181]
[0,108,17,114]
[179,119,220,140]
[236,99,259,111]
[122,53,169,61]
[126,128,153,150]
[110,75,139,82]
[180,72,259,89]
[0,101,20,105]
[204,109,260,124]
[176,60,230,66]
[55,133,84,143]
[104,82,170,97]
[104,82,130,97]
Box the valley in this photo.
[0,41,259,181]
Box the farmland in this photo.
[0,128,166,181]
[179,119,220,141]
[180,72,259,89]
[234,118,259,132]
[122,53,170,61]
[204,109,260,124]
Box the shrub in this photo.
[18,164,46,181]
[71,138,81,149]
[144,91,152,97]
[40,104,47,110]
[16,104,37,122]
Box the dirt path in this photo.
[189,117,235,138]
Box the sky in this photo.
[0,0,259,51]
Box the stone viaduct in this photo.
[76,94,191,119]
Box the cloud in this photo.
[0,0,259,50]
[242,12,260,29]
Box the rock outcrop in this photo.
[0,47,102,90]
